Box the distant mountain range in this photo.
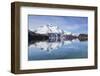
[28,25,88,43]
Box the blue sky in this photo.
[28,15,88,34]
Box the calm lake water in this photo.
[28,39,88,61]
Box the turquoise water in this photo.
[28,40,88,61]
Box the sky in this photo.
[28,15,88,34]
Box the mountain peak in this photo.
[34,24,63,34]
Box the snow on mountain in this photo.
[63,31,72,35]
[34,25,64,34]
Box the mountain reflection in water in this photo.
[28,37,88,61]
[28,37,87,52]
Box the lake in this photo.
[28,39,88,61]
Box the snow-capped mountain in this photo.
[34,24,64,34]
[63,31,72,35]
